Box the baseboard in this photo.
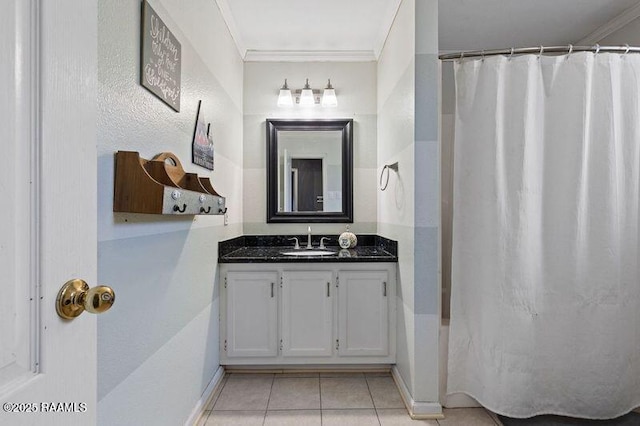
[185,366,225,426]
[391,366,444,420]
[224,364,392,373]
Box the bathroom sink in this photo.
[281,250,337,256]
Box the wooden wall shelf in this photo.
[113,151,227,215]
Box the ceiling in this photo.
[216,0,640,61]
[439,0,640,52]
[216,0,400,60]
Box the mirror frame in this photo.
[266,118,353,223]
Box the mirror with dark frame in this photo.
[266,118,353,223]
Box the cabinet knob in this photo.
[56,279,115,320]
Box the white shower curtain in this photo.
[448,52,640,419]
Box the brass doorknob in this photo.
[56,279,115,320]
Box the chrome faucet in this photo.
[306,225,313,249]
[288,237,300,249]
[319,237,330,249]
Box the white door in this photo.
[0,1,99,425]
[225,272,278,357]
[338,271,389,356]
[281,271,333,357]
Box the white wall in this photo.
[378,0,441,412]
[599,17,640,45]
[441,61,455,319]
[96,0,243,424]
[243,61,378,235]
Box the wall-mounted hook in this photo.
[173,204,187,213]
[380,162,399,191]
[200,206,212,214]
[219,207,228,214]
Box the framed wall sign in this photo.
[192,101,214,170]
[141,0,181,111]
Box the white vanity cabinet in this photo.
[337,270,389,357]
[281,271,334,357]
[224,271,278,357]
[219,263,396,365]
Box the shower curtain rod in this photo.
[439,44,640,61]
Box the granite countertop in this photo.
[218,235,398,263]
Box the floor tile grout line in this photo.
[319,375,324,425]
[373,406,383,426]
[262,374,275,426]
[364,375,382,426]
[208,375,228,412]
[213,375,228,407]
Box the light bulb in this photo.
[299,78,315,106]
[277,79,293,107]
[321,79,337,107]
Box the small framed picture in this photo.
[192,100,214,170]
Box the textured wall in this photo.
[378,0,441,407]
[96,0,243,424]
[243,61,378,236]
[378,0,417,398]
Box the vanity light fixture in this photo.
[321,79,338,107]
[277,79,293,107]
[299,79,315,106]
[277,78,338,107]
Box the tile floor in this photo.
[196,372,503,426]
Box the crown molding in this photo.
[373,0,403,59]
[215,0,247,59]
[243,50,377,62]
[577,1,640,45]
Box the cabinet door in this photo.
[281,271,333,357]
[338,271,389,356]
[226,271,278,357]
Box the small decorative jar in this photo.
[338,226,357,249]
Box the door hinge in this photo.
[336,276,339,287]
[224,339,227,352]
[224,276,227,289]
[280,276,283,288]
[280,339,283,351]
[336,339,339,350]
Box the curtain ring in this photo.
[481,50,485,62]
[565,44,573,60]
[509,47,515,60]
[625,44,630,55]
[538,45,544,59]
[459,52,464,61]
[595,43,600,55]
